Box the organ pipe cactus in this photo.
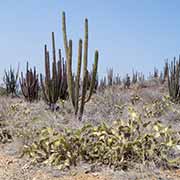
[168,57,180,101]
[58,49,68,100]
[3,65,19,97]
[113,73,121,85]
[107,68,113,86]
[62,12,99,120]
[20,62,39,102]
[132,70,138,84]
[99,76,106,92]
[40,32,68,111]
[164,60,169,81]
[87,70,98,92]
[124,74,131,89]
[153,67,158,78]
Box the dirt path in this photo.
[0,150,180,180]
[0,151,110,180]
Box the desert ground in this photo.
[0,79,179,180]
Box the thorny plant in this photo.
[23,108,180,170]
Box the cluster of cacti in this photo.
[62,12,99,120]
[40,32,68,111]
[98,69,121,91]
[3,66,19,97]
[98,76,107,91]
[0,12,98,119]
[158,61,169,84]
[3,11,180,118]
[138,72,145,82]
[168,57,180,101]
[20,62,39,102]
[98,69,146,91]
[57,50,68,100]
[113,73,121,85]
[107,68,121,86]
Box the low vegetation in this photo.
[23,108,180,170]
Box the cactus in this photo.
[113,73,121,85]
[40,32,68,111]
[124,74,131,89]
[3,65,19,97]
[107,68,113,86]
[168,57,180,101]
[58,50,68,100]
[153,67,158,78]
[99,76,106,91]
[138,72,145,82]
[132,70,138,84]
[159,71,164,84]
[20,62,39,102]
[164,60,169,81]
[87,70,98,92]
[62,12,99,120]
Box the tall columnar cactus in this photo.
[113,73,121,85]
[159,71,165,84]
[138,72,145,82]
[99,76,106,91]
[58,50,68,100]
[87,70,98,92]
[164,60,169,81]
[62,12,99,120]
[132,70,138,84]
[107,68,113,86]
[20,62,39,102]
[124,74,131,89]
[3,65,19,97]
[153,67,158,78]
[40,32,68,111]
[168,57,180,101]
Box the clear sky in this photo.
[1,0,180,80]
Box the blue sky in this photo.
[1,0,180,80]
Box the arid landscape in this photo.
[1,2,180,179]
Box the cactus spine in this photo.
[62,12,99,120]
[20,62,39,102]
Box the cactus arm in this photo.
[62,11,69,60]
[75,39,82,115]
[85,50,98,103]
[67,40,75,107]
[44,46,50,83]
[79,19,88,119]
[40,74,49,103]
